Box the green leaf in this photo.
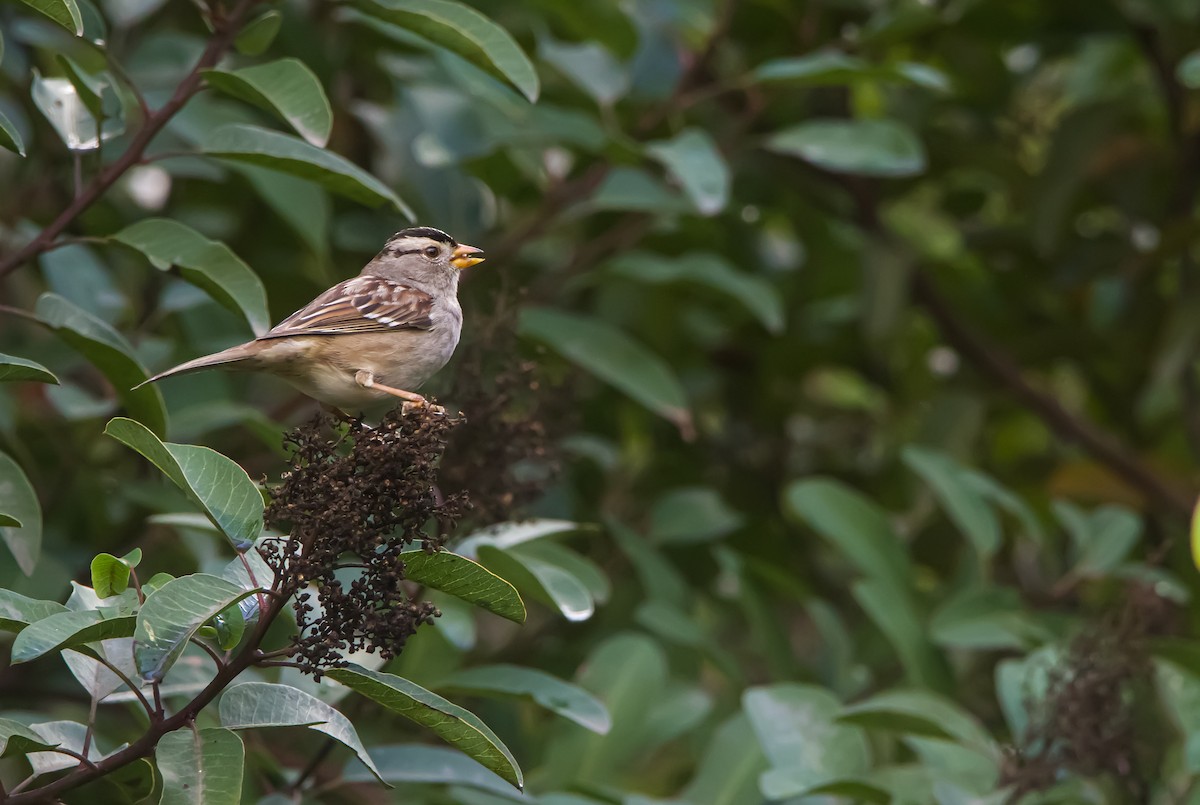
[362,0,539,101]
[646,128,730,216]
[520,307,692,434]
[0,718,58,757]
[400,549,525,623]
[220,681,386,784]
[158,728,244,805]
[476,545,594,622]
[853,577,950,690]
[902,446,1001,558]
[743,683,870,799]
[235,9,282,55]
[783,477,910,585]
[323,665,522,789]
[201,124,414,217]
[10,610,136,664]
[17,0,83,35]
[0,353,58,383]
[134,573,258,681]
[212,603,245,651]
[680,714,769,805]
[0,451,42,576]
[765,119,926,177]
[91,552,134,598]
[441,664,611,733]
[0,589,68,633]
[1055,501,1141,576]
[112,219,270,336]
[105,417,264,549]
[753,50,873,84]
[607,251,785,334]
[0,110,27,157]
[204,59,333,147]
[35,293,168,438]
[538,37,627,105]
[454,519,583,556]
[56,56,106,121]
[1192,495,1200,572]
[837,689,995,751]
[342,744,522,800]
[649,486,744,544]
[1178,49,1200,89]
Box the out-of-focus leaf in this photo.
[1192,495,1200,572]
[454,519,582,556]
[31,71,124,151]
[0,452,42,575]
[134,573,257,681]
[646,128,729,215]
[324,665,521,788]
[112,219,270,336]
[342,744,523,800]
[902,446,1001,558]
[400,549,526,623]
[0,353,58,384]
[929,586,1048,650]
[520,307,692,434]
[476,544,594,622]
[158,728,244,805]
[235,9,282,55]
[743,683,870,799]
[202,124,414,217]
[854,577,950,690]
[10,610,136,664]
[236,164,330,255]
[753,50,873,84]
[442,664,611,733]
[221,681,386,784]
[0,111,27,157]
[204,59,333,147]
[36,293,168,438]
[607,251,785,334]
[0,590,68,633]
[1054,501,1141,577]
[361,0,539,101]
[837,689,991,744]
[784,477,910,585]
[584,166,689,213]
[765,119,926,177]
[105,417,264,549]
[0,718,58,757]
[680,714,769,805]
[17,0,83,35]
[539,37,627,105]
[649,486,744,544]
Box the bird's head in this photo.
[371,227,485,281]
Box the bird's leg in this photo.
[354,370,444,415]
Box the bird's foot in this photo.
[355,370,443,415]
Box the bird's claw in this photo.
[401,400,446,416]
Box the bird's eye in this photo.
[424,246,439,258]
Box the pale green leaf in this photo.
[10,610,136,664]
[442,664,611,733]
[0,451,42,575]
[158,728,244,805]
[134,573,257,680]
[646,128,730,216]
[765,119,926,178]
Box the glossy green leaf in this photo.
[134,573,257,680]
[204,59,333,147]
[743,683,870,799]
[400,549,525,623]
[0,590,68,633]
[235,9,282,55]
[0,353,57,383]
[0,451,42,575]
[442,664,611,733]
[362,0,539,101]
[454,519,582,556]
[784,477,911,585]
[10,610,136,664]
[105,417,264,548]
[158,728,244,805]
[91,552,133,598]
[324,665,522,789]
[56,56,106,120]
[646,128,730,216]
[476,545,593,622]
[0,718,58,757]
[765,119,926,178]
[36,293,168,437]
[0,110,26,157]
[17,0,83,34]
[902,446,1001,558]
[520,307,692,434]
[342,744,522,799]
[201,124,414,217]
[112,219,270,336]
[607,251,785,334]
[220,681,385,783]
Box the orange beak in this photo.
[451,243,485,269]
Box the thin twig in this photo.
[80,692,99,760]
[189,636,226,669]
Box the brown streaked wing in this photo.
[257,276,435,339]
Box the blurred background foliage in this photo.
[4,0,1200,801]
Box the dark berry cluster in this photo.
[261,406,468,676]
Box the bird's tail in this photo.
[134,343,258,389]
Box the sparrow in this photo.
[140,227,484,413]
